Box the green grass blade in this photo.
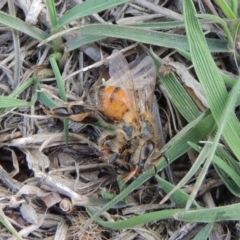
[8,78,38,98]
[55,0,129,30]
[0,97,31,108]
[49,53,69,142]
[123,18,212,30]
[184,0,240,161]
[38,91,57,109]
[49,53,66,101]
[186,75,240,209]
[151,54,201,122]
[87,207,185,230]
[8,1,21,88]
[176,48,236,87]
[46,0,58,27]
[160,142,211,206]
[163,112,215,161]
[213,154,240,193]
[193,223,213,240]
[215,0,237,19]
[67,35,106,51]
[0,209,23,240]
[196,14,233,47]
[217,148,240,176]
[214,149,240,196]
[174,203,240,222]
[231,0,238,17]
[0,78,37,112]
[65,24,228,53]
[155,175,200,208]
[45,0,63,51]
[0,11,48,42]
[188,144,240,197]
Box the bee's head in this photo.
[130,140,155,170]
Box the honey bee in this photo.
[42,50,162,181]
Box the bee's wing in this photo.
[131,56,156,112]
[107,50,138,117]
[107,50,156,115]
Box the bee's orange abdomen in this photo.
[101,86,129,121]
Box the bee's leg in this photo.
[41,104,112,124]
[153,164,158,175]
[163,154,170,164]
[109,153,120,164]
[99,130,129,162]
[41,105,71,118]
[121,166,139,183]
[99,134,119,155]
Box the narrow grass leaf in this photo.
[155,175,200,208]
[217,148,240,176]
[215,0,237,19]
[184,1,240,160]
[193,223,213,240]
[231,0,238,17]
[45,0,63,51]
[0,97,30,108]
[160,142,211,206]
[213,155,240,193]
[49,54,66,101]
[152,54,201,122]
[46,0,58,27]
[0,11,48,42]
[38,91,57,109]
[196,14,233,47]
[67,35,106,51]
[66,24,228,53]
[124,19,212,30]
[8,78,38,98]
[176,48,236,87]
[55,0,129,29]
[49,54,69,142]
[8,1,21,88]
[163,113,215,161]
[87,207,185,230]
[214,149,240,196]
[186,75,240,209]
[189,144,240,197]
[0,209,23,240]
[174,203,240,222]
